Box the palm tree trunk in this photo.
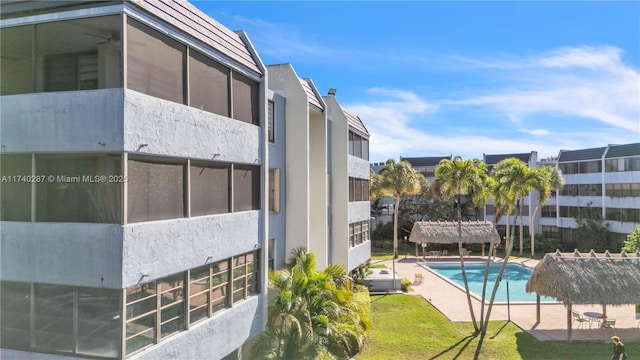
[479,217,499,333]
[519,200,524,256]
[530,206,540,258]
[476,214,516,358]
[393,195,400,259]
[457,200,479,332]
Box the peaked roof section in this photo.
[605,143,640,159]
[129,0,262,75]
[300,78,324,111]
[401,156,451,167]
[484,152,531,165]
[526,250,640,305]
[558,146,607,162]
[343,108,369,137]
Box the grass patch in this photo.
[358,294,639,360]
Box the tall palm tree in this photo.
[529,165,564,258]
[249,248,369,360]
[476,158,541,356]
[378,159,423,259]
[432,156,488,332]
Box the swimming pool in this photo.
[428,263,556,303]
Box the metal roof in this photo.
[343,108,369,137]
[558,147,607,162]
[605,143,640,159]
[400,156,451,167]
[300,78,324,111]
[484,153,531,165]
[129,0,262,75]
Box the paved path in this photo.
[377,256,640,342]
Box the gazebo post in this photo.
[536,294,540,323]
[567,304,572,342]
[415,242,418,257]
[602,304,607,322]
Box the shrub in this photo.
[400,278,412,292]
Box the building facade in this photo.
[1,1,267,359]
[386,143,639,250]
[1,2,373,359]
[540,143,640,247]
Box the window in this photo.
[234,165,260,212]
[1,282,119,358]
[232,72,259,125]
[541,205,556,218]
[0,154,32,221]
[347,131,369,160]
[127,18,185,104]
[190,163,230,216]
[188,259,230,326]
[1,25,35,95]
[269,169,280,212]
[36,154,122,223]
[349,177,370,201]
[126,282,157,355]
[485,205,495,216]
[349,224,354,247]
[188,49,230,116]
[128,159,184,223]
[606,157,640,172]
[158,274,185,339]
[1,281,31,349]
[268,100,275,142]
[232,252,259,304]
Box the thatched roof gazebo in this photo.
[409,220,500,256]
[526,249,640,341]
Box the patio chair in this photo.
[413,273,423,286]
[441,250,448,257]
[572,311,590,329]
[602,318,616,337]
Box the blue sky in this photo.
[195,1,640,162]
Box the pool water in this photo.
[428,263,556,303]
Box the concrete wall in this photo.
[0,89,125,153]
[124,90,261,165]
[0,90,262,166]
[348,202,371,223]
[0,222,123,288]
[122,211,262,287]
[268,92,287,269]
[324,96,349,269]
[348,240,371,272]
[308,109,329,267]
[267,64,311,258]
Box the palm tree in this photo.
[378,159,423,259]
[529,165,564,258]
[432,156,488,332]
[475,158,543,356]
[249,248,369,360]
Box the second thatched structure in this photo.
[526,249,640,341]
[408,220,500,256]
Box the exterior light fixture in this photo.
[328,88,337,95]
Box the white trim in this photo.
[0,4,124,27]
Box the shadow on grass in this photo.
[370,294,389,303]
[489,321,510,339]
[427,333,478,360]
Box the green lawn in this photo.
[358,294,639,360]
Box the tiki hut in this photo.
[409,220,500,256]
[526,249,640,341]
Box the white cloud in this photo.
[347,46,639,162]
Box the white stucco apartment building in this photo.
[266,63,371,273]
[0,1,372,359]
[1,1,267,359]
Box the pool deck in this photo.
[378,256,640,342]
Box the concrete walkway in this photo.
[377,256,640,342]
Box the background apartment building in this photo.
[1,1,267,359]
[378,143,639,251]
[540,143,640,248]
